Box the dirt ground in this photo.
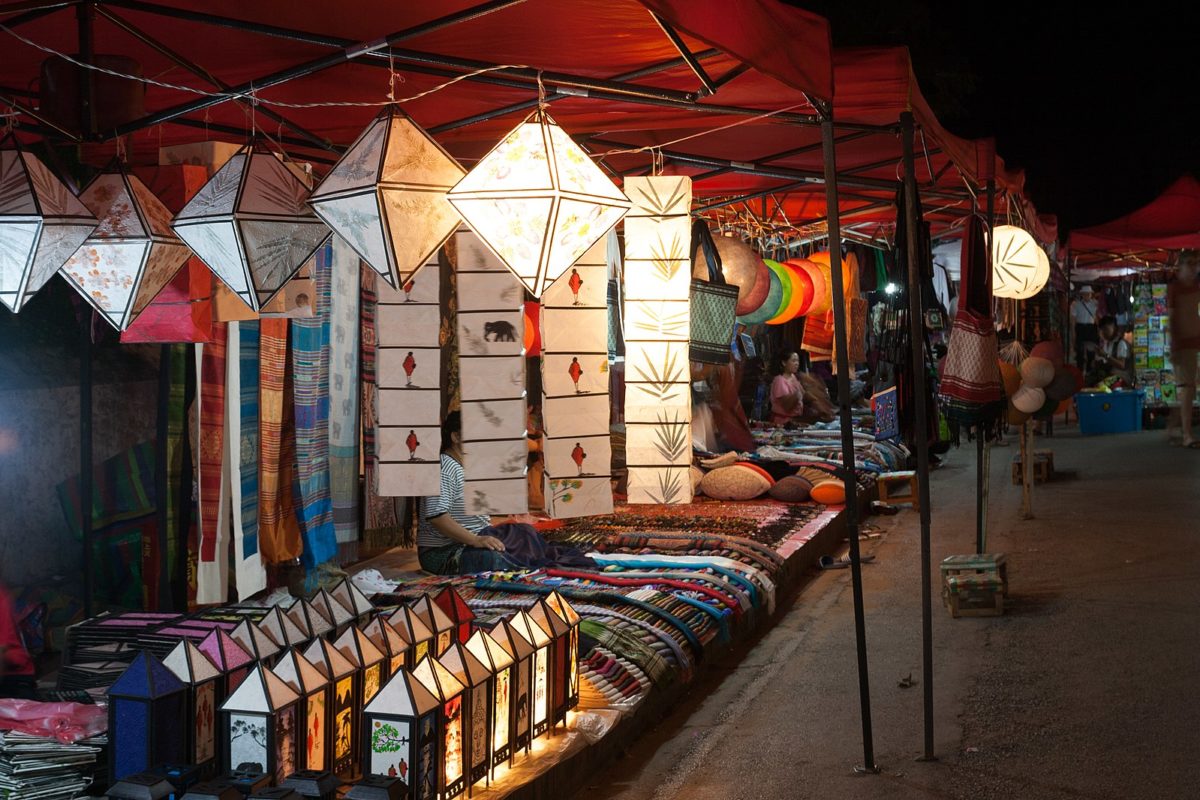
[572,426,1200,800]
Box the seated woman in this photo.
[418,411,519,575]
[770,350,806,426]
[1093,315,1135,386]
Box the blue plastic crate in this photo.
[1075,390,1145,435]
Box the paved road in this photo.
[574,428,1200,800]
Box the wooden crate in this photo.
[942,570,1005,618]
[1011,450,1053,484]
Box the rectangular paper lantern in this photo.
[220,665,300,784]
[455,229,528,515]
[463,629,515,772]
[388,606,435,671]
[411,656,467,800]
[540,237,614,519]
[303,639,359,778]
[438,643,492,789]
[362,669,440,793]
[495,618,535,752]
[622,177,693,505]
[376,251,443,498]
[272,649,331,774]
[162,640,223,777]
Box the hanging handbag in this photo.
[689,221,739,364]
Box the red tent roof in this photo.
[1069,176,1200,268]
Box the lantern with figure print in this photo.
[464,629,515,773]
[506,611,552,739]
[412,656,467,800]
[273,648,332,774]
[303,638,359,777]
[439,642,492,790]
[495,618,535,753]
[163,640,223,777]
[362,667,439,795]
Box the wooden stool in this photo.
[942,571,1005,617]
[940,553,1009,596]
[877,470,919,510]
[1011,452,1051,484]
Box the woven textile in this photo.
[328,236,361,543]
[228,321,266,598]
[258,318,302,563]
[291,241,337,568]
[196,324,228,605]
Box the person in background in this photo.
[1070,285,1100,370]
[770,350,806,426]
[0,581,35,699]
[1094,315,1135,386]
[1168,253,1200,448]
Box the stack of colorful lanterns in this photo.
[719,237,838,327]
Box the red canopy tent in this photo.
[1068,175,1200,271]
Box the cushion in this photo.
[690,466,704,493]
[735,462,776,487]
[699,465,772,501]
[768,475,813,503]
[809,480,847,505]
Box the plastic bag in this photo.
[0,699,107,743]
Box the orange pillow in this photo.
[810,480,846,505]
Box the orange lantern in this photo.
[796,255,831,315]
[783,259,818,317]
[523,300,541,357]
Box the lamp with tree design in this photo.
[219,665,301,786]
[362,666,440,791]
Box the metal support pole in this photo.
[900,112,936,761]
[77,0,95,619]
[155,344,171,611]
[821,118,877,774]
[978,179,996,554]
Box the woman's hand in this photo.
[475,535,506,552]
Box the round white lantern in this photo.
[1020,356,1055,388]
[1012,385,1046,413]
[992,225,1050,300]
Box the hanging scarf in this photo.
[258,318,303,563]
[939,214,1006,440]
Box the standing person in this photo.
[1168,254,1200,448]
[770,350,806,426]
[1070,285,1100,369]
[0,581,35,699]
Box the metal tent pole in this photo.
[900,112,936,760]
[821,116,877,774]
[978,179,996,554]
[78,0,95,619]
[155,344,171,611]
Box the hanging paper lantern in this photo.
[998,360,1022,396]
[784,259,817,317]
[736,259,783,325]
[446,110,631,297]
[0,139,97,313]
[1044,368,1078,403]
[309,107,465,289]
[1020,356,1055,388]
[523,299,542,356]
[765,261,802,325]
[1030,340,1064,366]
[172,144,329,311]
[1011,385,1045,413]
[804,252,834,315]
[768,261,817,324]
[708,235,767,315]
[992,225,1050,300]
[60,165,191,330]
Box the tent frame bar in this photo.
[648,11,717,95]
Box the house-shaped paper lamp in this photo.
[288,598,334,641]
[330,579,375,626]
[313,589,356,638]
[231,620,282,667]
[308,106,465,290]
[432,587,475,646]
[412,656,467,800]
[199,629,255,694]
[219,665,301,785]
[303,638,359,778]
[162,640,223,777]
[495,618,535,753]
[507,611,552,739]
[259,606,309,650]
[272,648,332,774]
[388,606,434,669]
[439,642,493,790]
[410,594,455,657]
[464,629,515,772]
[0,137,97,313]
[362,666,440,791]
[108,651,188,782]
[62,164,192,330]
[527,593,577,730]
[361,617,409,680]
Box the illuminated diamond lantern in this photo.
[0,139,97,312]
[992,224,1050,300]
[61,166,191,330]
[309,107,464,289]
[446,110,632,297]
[172,144,329,311]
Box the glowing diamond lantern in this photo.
[172,144,329,311]
[992,224,1050,300]
[446,110,631,297]
[0,138,97,313]
[60,165,191,330]
[309,107,465,289]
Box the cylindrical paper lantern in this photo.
[767,261,808,325]
[998,360,1022,396]
[1030,340,1064,366]
[738,260,785,325]
[783,259,817,317]
[710,235,769,315]
[1012,385,1046,413]
[523,301,541,357]
[1020,357,1055,389]
[800,253,833,315]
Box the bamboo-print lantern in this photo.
[108,651,188,782]
[163,640,223,776]
[61,164,191,330]
[362,668,440,795]
[220,665,301,785]
[272,649,332,774]
[362,616,409,679]
[288,598,334,641]
[260,606,310,650]
[336,627,387,706]
[539,235,614,518]
[410,594,456,656]
[439,643,492,790]
[308,106,465,290]
[542,592,581,713]
[172,144,329,311]
[231,620,282,667]
[526,598,570,730]
[447,110,631,298]
[622,176,693,504]
[506,612,552,739]
[389,605,435,669]
[495,619,535,752]
[432,587,475,646]
[0,137,97,313]
[303,638,359,777]
[412,657,468,800]
[463,629,515,772]
[199,629,255,694]
[313,589,356,638]
[331,579,376,627]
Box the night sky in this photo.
[799,1,1200,234]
